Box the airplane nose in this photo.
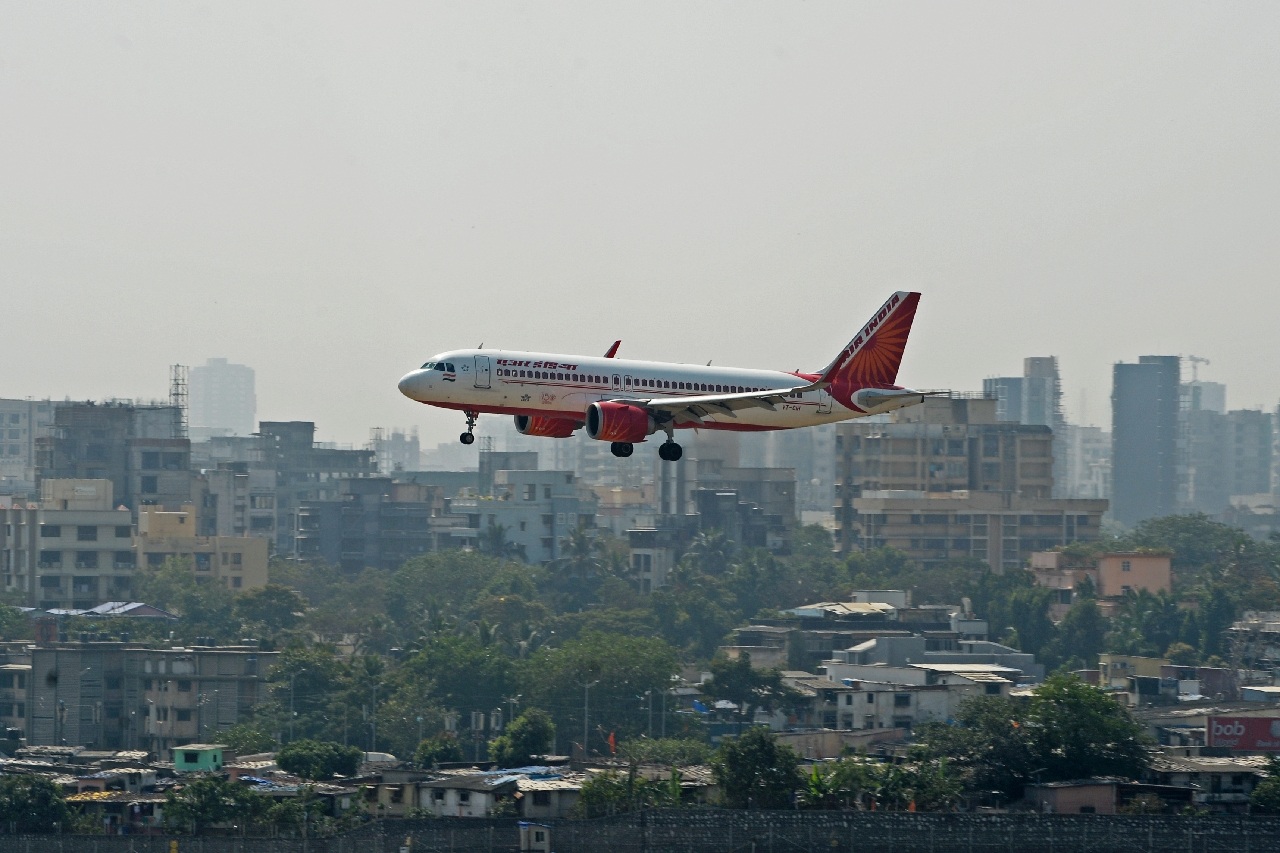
[398,371,424,400]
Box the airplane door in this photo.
[818,389,833,414]
[474,356,491,389]
[624,375,633,391]
[612,373,621,391]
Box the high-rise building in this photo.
[1111,356,1181,527]
[1063,424,1111,500]
[189,358,256,439]
[35,402,191,514]
[0,399,59,497]
[1226,409,1273,499]
[832,395,1106,570]
[984,357,1067,496]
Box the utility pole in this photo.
[582,681,598,760]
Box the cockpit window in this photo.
[420,361,435,370]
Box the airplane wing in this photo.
[607,383,819,426]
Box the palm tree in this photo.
[479,523,526,561]
[681,529,735,576]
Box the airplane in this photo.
[398,291,924,462]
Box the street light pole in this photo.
[645,690,653,739]
[289,671,300,743]
[582,681,598,760]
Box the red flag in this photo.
[608,731,616,754]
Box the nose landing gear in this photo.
[460,411,478,445]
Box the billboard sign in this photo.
[1206,716,1280,751]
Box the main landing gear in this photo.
[658,440,683,462]
[459,411,478,445]
[610,442,633,458]
[657,422,683,462]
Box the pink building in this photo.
[1028,551,1172,619]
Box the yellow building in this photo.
[136,508,267,591]
[1099,654,1168,690]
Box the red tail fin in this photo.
[819,292,920,405]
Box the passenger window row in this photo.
[494,368,769,395]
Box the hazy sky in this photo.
[4,3,1278,447]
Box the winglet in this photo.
[818,291,920,390]
[604,341,621,358]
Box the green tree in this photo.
[914,695,1037,799]
[703,654,803,726]
[573,769,682,817]
[235,584,308,636]
[479,523,526,561]
[133,556,238,641]
[1028,674,1151,782]
[489,708,556,767]
[164,777,268,833]
[799,758,877,810]
[0,776,73,833]
[1250,757,1280,814]
[220,721,277,755]
[277,739,363,780]
[525,632,679,753]
[617,737,712,768]
[1041,597,1106,670]
[713,727,802,809]
[414,734,463,768]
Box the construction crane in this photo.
[1184,355,1210,382]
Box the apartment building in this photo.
[833,393,1108,571]
[0,480,135,608]
[27,641,277,752]
[35,402,191,514]
[450,469,598,564]
[295,477,442,572]
[851,490,1107,573]
[136,508,268,592]
[0,398,59,497]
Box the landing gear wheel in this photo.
[460,411,478,445]
[658,441,683,462]
[610,442,634,458]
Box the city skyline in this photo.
[4,4,1279,447]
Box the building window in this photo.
[40,525,61,538]
[115,526,131,538]
[141,476,158,494]
[1121,560,1131,572]
[77,526,98,541]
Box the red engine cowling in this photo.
[513,415,580,438]
[585,402,655,443]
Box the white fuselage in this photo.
[397,348,857,432]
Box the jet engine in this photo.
[585,402,655,443]
[513,415,580,438]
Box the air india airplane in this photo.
[398,291,924,462]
